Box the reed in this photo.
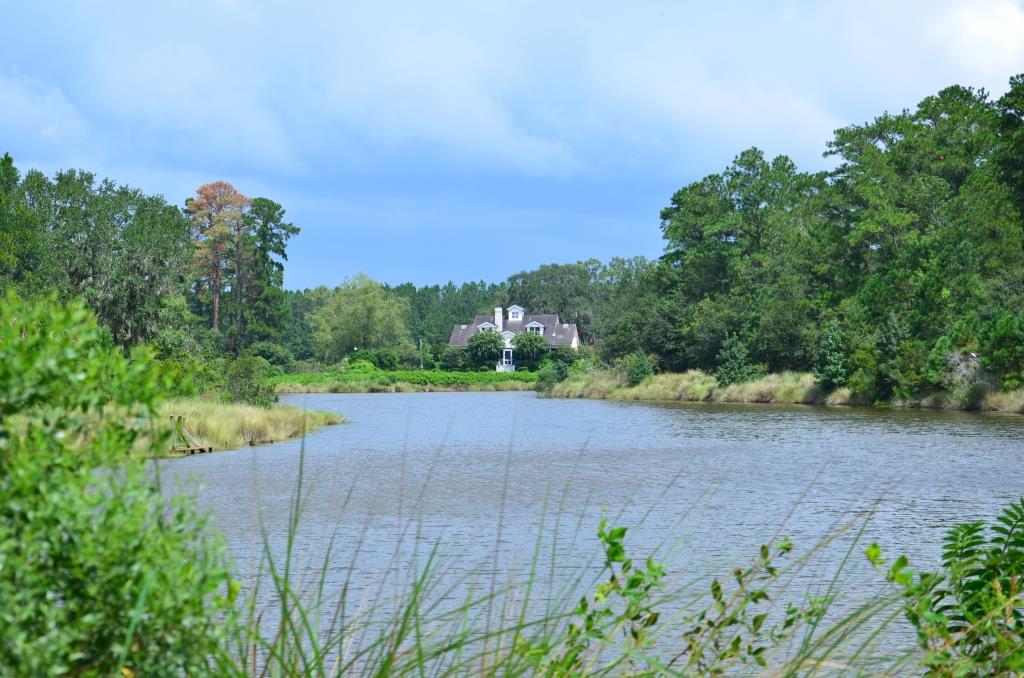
[158,398,341,452]
[979,388,1024,414]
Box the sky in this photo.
[3,1,1023,290]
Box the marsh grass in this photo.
[158,398,341,451]
[552,369,1022,414]
[551,370,824,406]
[979,388,1024,414]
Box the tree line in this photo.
[2,73,1023,400]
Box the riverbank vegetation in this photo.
[158,398,341,451]
[4,293,1023,674]
[549,365,1024,413]
[273,365,537,393]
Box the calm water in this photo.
[163,392,1023,625]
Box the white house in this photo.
[448,305,580,371]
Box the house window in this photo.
[510,311,521,321]
[528,325,542,335]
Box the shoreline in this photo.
[155,398,343,457]
[546,369,1024,415]
[274,380,536,394]
[271,369,539,395]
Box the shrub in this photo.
[511,331,549,370]
[869,498,1024,676]
[245,340,294,369]
[624,351,654,386]
[536,361,558,391]
[371,347,398,371]
[467,330,505,369]
[440,345,467,370]
[225,355,277,408]
[715,335,766,387]
[813,323,848,390]
[0,294,234,674]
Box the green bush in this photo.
[624,351,654,386]
[467,330,505,369]
[225,355,277,408]
[245,340,294,369]
[0,293,235,675]
[371,347,399,370]
[869,498,1024,675]
[813,323,848,390]
[440,345,467,370]
[715,335,766,387]
[511,331,548,371]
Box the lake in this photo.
[163,391,1023,641]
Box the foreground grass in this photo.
[550,368,1024,413]
[272,368,539,394]
[158,398,342,452]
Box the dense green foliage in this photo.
[466,328,506,369]
[0,294,233,674]
[511,330,549,370]
[225,355,278,408]
[714,335,767,387]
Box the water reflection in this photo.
[162,392,1023,623]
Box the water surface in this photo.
[163,392,1023,624]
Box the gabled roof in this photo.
[448,311,579,347]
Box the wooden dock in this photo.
[170,415,213,455]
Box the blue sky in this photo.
[3,1,1023,289]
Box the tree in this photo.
[511,330,548,370]
[467,330,505,370]
[311,275,414,362]
[187,181,249,332]
[0,154,47,290]
[504,260,603,342]
[813,323,848,390]
[225,355,277,408]
[239,198,299,346]
[715,335,765,387]
[11,165,193,346]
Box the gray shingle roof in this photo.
[448,310,579,348]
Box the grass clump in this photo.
[552,368,822,405]
[979,388,1024,414]
[714,371,821,404]
[159,398,341,451]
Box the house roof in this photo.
[448,312,579,347]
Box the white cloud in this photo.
[81,12,302,173]
[0,71,91,161]
[927,0,1024,93]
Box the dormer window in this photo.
[477,321,496,331]
[508,305,525,321]
[525,321,544,335]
